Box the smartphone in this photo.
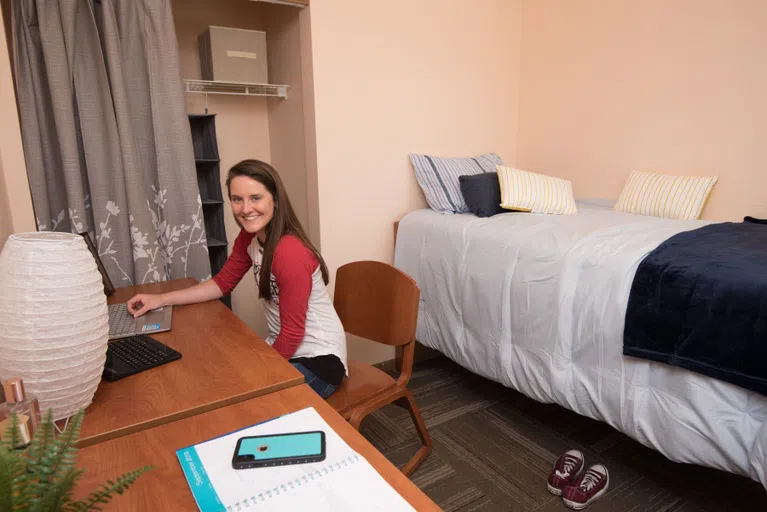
[232,431,326,470]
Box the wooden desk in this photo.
[75,384,440,511]
[76,278,303,447]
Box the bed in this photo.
[393,199,767,488]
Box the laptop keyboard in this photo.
[103,334,182,381]
[108,303,137,338]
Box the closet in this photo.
[173,0,317,327]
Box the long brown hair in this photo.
[226,159,328,300]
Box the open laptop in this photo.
[107,303,173,340]
[78,232,173,340]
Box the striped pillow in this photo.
[497,166,577,215]
[613,170,718,220]
[410,153,503,214]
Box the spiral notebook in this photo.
[176,406,416,512]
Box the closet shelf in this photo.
[206,237,228,248]
[201,199,224,206]
[184,79,289,99]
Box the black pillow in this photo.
[458,172,505,217]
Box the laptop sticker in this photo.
[142,324,161,332]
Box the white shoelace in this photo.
[554,455,579,479]
[578,470,602,492]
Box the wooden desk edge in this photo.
[76,385,440,511]
[77,375,304,448]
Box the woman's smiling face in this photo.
[228,175,275,239]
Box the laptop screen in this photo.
[79,231,116,296]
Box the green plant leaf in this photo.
[2,407,151,511]
[26,409,55,483]
[1,412,20,452]
[21,409,57,508]
[48,410,84,478]
[66,466,152,512]
[0,413,32,511]
[38,467,84,512]
[0,443,21,511]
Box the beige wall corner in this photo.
[516,0,767,221]
[298,6,320,249]
[173,0,271,337]
[0,158,13,251]
[308,0,524,363]
[261,3,314,244]
[0,2,35,252]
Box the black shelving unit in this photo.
[189,114,231,309]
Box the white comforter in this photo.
[394,200,767,487]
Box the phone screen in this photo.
[233,431,325,469]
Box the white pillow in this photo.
[613,169,718,220]
[497,166,577,215]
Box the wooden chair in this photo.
[326,260,433,477]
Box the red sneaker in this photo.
[547,449,585,496]
[562,464,609,510]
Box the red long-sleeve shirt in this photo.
[212,230,318,359]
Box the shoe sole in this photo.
[546,465,585,496]
[546,483,563,496]
[562,475,609,511]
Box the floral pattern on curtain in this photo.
[13,0,211,286]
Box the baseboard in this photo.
[365,342,443,374]
[413,340,443,364]
[392,340,444,372]
[373,358,398,374]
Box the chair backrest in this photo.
[333,261,419,347]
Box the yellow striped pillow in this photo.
[497,166,577,215]
[613,170,718,220]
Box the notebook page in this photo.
[183,407,411,510]
[252,455,416,511]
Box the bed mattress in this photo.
[393,200,767,487]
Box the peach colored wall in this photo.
[308,0,523,363]
[173,0,272,336]
[298,7,321,248]
[261,3,319,246]
[0,2,35,252]
[0,158,13,250]
[516,0,767,221]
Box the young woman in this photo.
[126,160,347,399]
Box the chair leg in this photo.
[347,391,394,430]
[347,388,433,478]
[392,389,433,477]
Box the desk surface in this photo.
[75,384,441,511]
[76,278,303,447]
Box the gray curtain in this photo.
[12,0,211,286]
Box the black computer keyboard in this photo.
[103,334,182,382]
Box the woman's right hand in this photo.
[124,280,224,318]
[126,293,166,318]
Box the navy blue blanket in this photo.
[623,220,767,396]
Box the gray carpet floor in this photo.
[360,356,767,512]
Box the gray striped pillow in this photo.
[410,153,503,214]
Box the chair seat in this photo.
[326,359,397,417]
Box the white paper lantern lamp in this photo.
[0,232,109,421]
